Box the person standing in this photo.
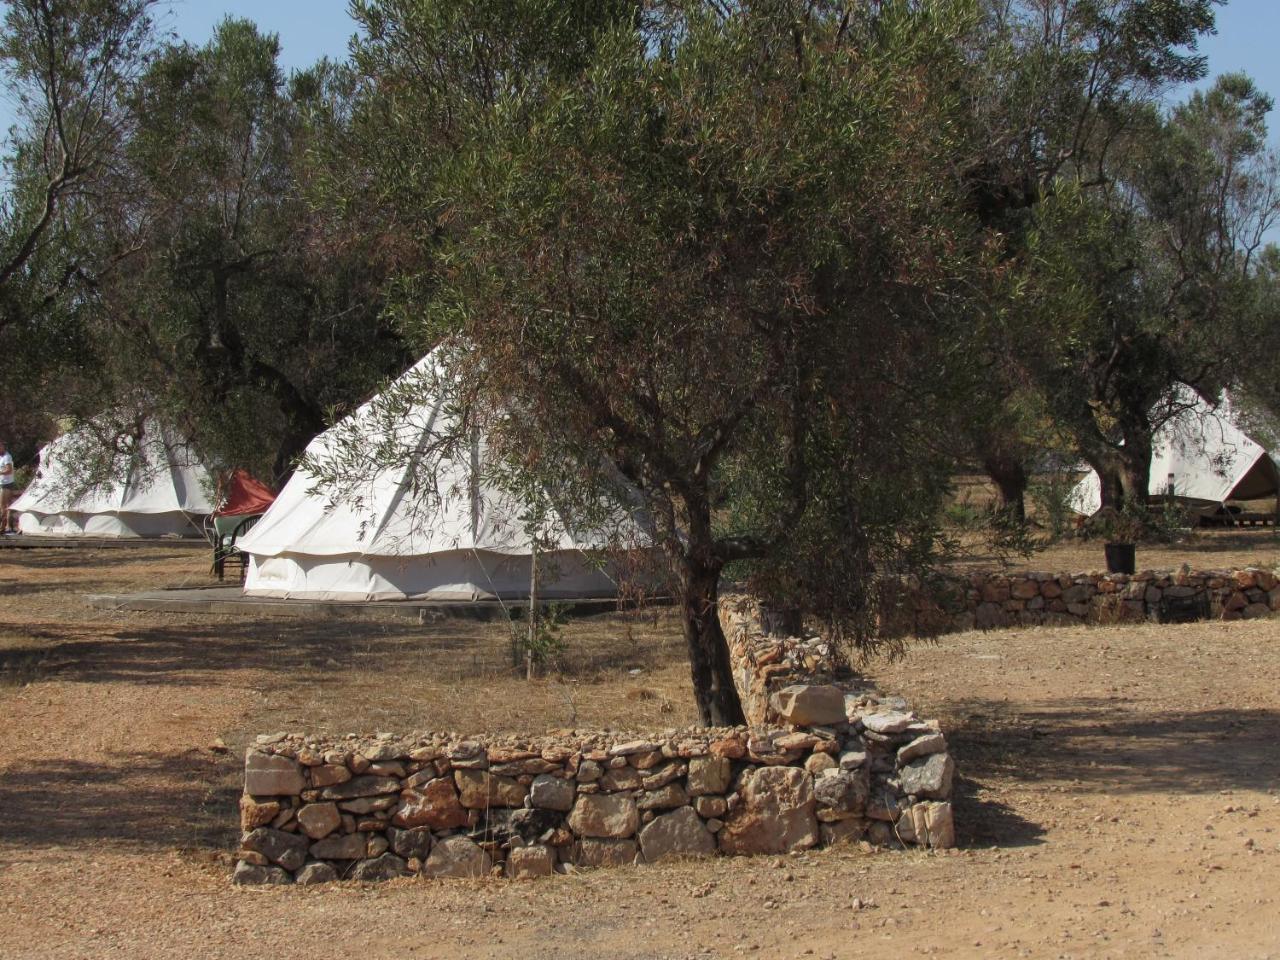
[0,441,15,534]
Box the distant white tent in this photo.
[1069,386,1280,516]
[14,420,215,538]
[239,352,658,601]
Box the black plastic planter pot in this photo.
[1104,542,1136,575]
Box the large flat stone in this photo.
[638,806,716,863]
[572,838,638,868]
[309,832,368,860]
[718,766,819,855]
[529,774,575,812]
[392,777,469,830]
[296,802,341,840]
[424,836,492,878]
[899,753,954,800]
[686,756,732,796]
[567,794,638,839]
[455,769,528,808]
[244,753,305,797]
[318,775,402,801]
[351,853,412,882]
[769,684,847,726]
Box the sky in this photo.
[158,0,358,73]
[3,0,1280,195]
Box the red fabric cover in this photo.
[215,469,276,517]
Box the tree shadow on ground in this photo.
[944,697,1280,797]
[950,773,1046,849]
[0,610,684,689]
[0,749,240,857]
[0,549,200,572]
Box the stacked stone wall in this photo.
[235,698,956,885]
[881,566,1280,639]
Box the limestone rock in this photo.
[352,853,412,882]
[367,835,389,857]
[599,765,642,791]
[295,861,339,885]
[899,753,954,800]
[296,802,341,840]
[608,740,659,757]
[636,783,688,810]
[309,832,367,860]
[1010,579,1040,600]
[567,794,639,839]
[813,767,869,816]
[239,795,280,832]
[638,806,716,863]
[693,795,727,819]
[820,818,869,846]
[860,711,915,735]
[529,774,575,812]
[897,732,946,766]
[244,753,305,797]
[393,777,469,830]
[718,766,819,855]
[510,807,563,843]
[576,759,603,783]
[310,764,353,788]
[507,844,556,879]
[241,827,309,872]
[686,756,732,796]
[338,796,397,815]
[454,769,528,808]
[424,836,493,879]
[770,684,847,727]
[805,752,837,775]
[389,826,433,860]
[232,861,292,885]
[641,762,685,790]
[318,775,401,801]
[896,800,955,849]
[572,838,638,868]
[838,748,868,770]
[709,736,746,759]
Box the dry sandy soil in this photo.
[0,536,1278,960]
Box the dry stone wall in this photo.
[235,702,956,885]
[880,566,1280,639]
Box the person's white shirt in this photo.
[0,452,13,486]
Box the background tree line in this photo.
[2,0,1278,723]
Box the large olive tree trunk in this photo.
[679,499,746,727]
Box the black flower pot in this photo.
[1104,542,1136,575]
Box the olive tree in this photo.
[343,0,979,725]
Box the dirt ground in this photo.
[0,538,1278,960]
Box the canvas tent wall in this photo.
[238,352,657,601]
[1069,387,1280,516]
[14,420,215,537]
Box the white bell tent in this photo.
[238,353,657,601]
[1069,386,1280,516]
[15,420,215,538]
